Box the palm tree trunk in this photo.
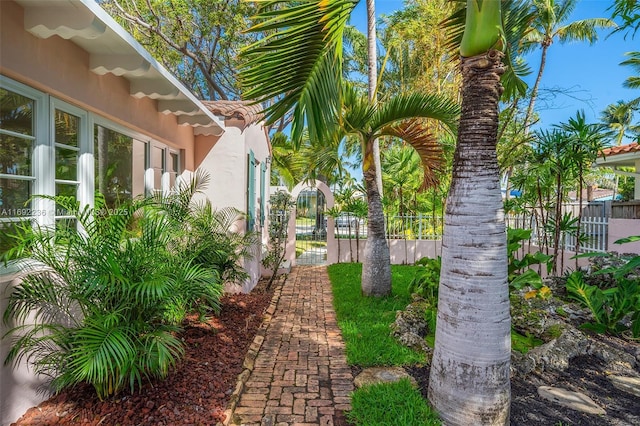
[367,0,384,198]
[524,43,549,132]
[428,50,511,425]
[361,137,391,296]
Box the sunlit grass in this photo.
[327,263,425,366]
[347,379,440,426]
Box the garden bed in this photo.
[10,289,274,426]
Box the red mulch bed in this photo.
[11,288,274,426]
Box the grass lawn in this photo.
[327,263,426,366]
[327,263,439,425]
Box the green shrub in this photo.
[408,256,440,305]
[347,379,440,426]
[565,270,640,337]
[2,195,223,399]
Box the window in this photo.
[0,75,182,252]
[0,88,35,216]
[0,88,37,252]
[94,125,146,207]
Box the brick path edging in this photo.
[222,276,286,426]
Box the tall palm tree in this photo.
[621,51,640,110]
[366,0,384,196]
[240,1,459,297]
[521,0,616,130]
[427,0,534,423]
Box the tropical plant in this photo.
[262,190,295,288]
[565,270,640,337]
[2,195,222,399]
[428,1,534,423]
[520,0,616,130]
[152,169,258,286]
[240,1,460,297]
[408,256,441,305]
[507,228,552,298]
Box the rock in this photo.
[390,300,433,353]
[511,325,636,376]
[537,386,606,415]
[354,367,417,388]
[608,375,640,397]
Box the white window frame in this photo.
[0,76,50,227]
[50,98,89,224]
[0,75,182,228]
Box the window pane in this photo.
[169,152,179,173]
[0,89,33,136]
[56,147,77,180]
[0,134,32,176]
[0,179,31,215]
[95,125,134,207]
[55,110,79,147]
[151,146,164,169]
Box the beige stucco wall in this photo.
[195,119,271,292]
[1,2,207,423]
[0,269,50,426]
[608,218,640,254]
[336,239,443,265]
[0,0,195,163]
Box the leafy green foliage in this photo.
[1,170,255,399]
[408,256,441,305]
[347,379,441,426]
[511,330,544,354]
[507,228,552,296]
[263,190,295,288]
[565,271,640,337]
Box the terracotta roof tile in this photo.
[201,100,264,126]
[600,142,640,157]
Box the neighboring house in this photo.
[595,142,640,252]
[0,0,269,423]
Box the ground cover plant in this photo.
[328,263,438,425]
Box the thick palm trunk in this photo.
[428,51,511,425]
[362,138,391,296]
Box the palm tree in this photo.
[521,0,616,130]
[600,100,639,200]
[240,1,459,297]
[621,51,640,110]
[366,0,384,197]
[427,1,533,423]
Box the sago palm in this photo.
[240,0,459,296]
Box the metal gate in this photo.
[295,187,327,265]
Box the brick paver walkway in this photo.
[231,266,354,425]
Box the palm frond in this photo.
[378,119,444,190]
[556,18,617,44]
[370,92,460,136]
[240,0,358,144]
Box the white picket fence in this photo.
[505,214,609,253]
[383,213,609,253]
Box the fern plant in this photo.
[2,194,222,399]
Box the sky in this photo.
[350,0,638,134]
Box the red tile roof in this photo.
[600,142,640,157]
[201,100,264,125]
